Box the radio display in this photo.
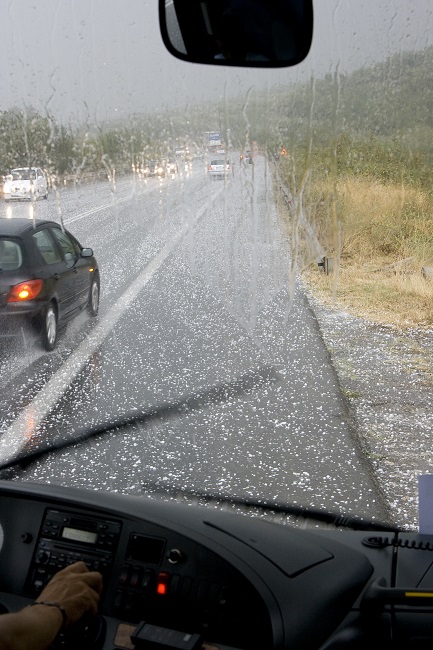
[62,527,97,544]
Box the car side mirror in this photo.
[159,0,313,68]
[81,248,94,258]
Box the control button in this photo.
[219,586,229,606]
[114,590,124,610]
[141,569,153,591]
[124,593,134,613]
[156,572,170,596]
[167,548,185,565]
[169,574,181,597]
[130,568,142,588]
[36,551,50,564]
[180,576,192,599]
[119,565,130,585]
[35,567,49,579]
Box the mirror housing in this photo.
[81,248,94,258]
[159,0,313,68]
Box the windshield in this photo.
[0,0,432,532]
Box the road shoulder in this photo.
[304,286,433,530]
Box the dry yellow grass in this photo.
[304,266,433,328]
[295,178,433,329]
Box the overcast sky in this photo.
[0,1,432,125]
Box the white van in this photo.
[3,167,48,201]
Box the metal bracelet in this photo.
[28,601,68,629]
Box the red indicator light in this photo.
[156,572,170,596]
[8,279,43,302]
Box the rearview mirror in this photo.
[159,0,313,68]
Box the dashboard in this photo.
[0,480,433,649]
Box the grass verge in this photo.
[292,177,433,329]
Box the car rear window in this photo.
[11,169,35,181]
[0,239,23,271]
[211,160,225,165]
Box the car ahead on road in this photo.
[207,158,233,180]
[3,167,48,201]
[166,159,179,175]
[0,218,99,351]
[146,160,166,178]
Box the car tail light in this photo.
[207,165,212,170]
[7,279,44,302]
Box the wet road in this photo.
[0,158,390,522]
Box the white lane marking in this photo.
[0,186,224,463]
[63,171,202,226]
[63,186,150,225]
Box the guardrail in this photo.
[273,162,334,274]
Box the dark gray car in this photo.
[0,218,99,350]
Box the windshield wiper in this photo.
[0,364,402,533]
[143,483,402,533]
[0,366,279,473]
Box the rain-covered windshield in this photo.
[0,1,432,532]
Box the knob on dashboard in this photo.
[167,548,185,565]
[36,550,50,564]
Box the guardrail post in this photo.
[318,257,334,275]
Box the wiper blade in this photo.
[0,366,279,473]
[146,484,402,533]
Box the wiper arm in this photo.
[1,365,400,533]
[146,484,402,533]
[0,366,279,473]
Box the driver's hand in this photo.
[37,561,103,627]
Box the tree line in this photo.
[0,106,212,181]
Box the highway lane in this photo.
[0,164,201,384]
[0,157,391,522]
